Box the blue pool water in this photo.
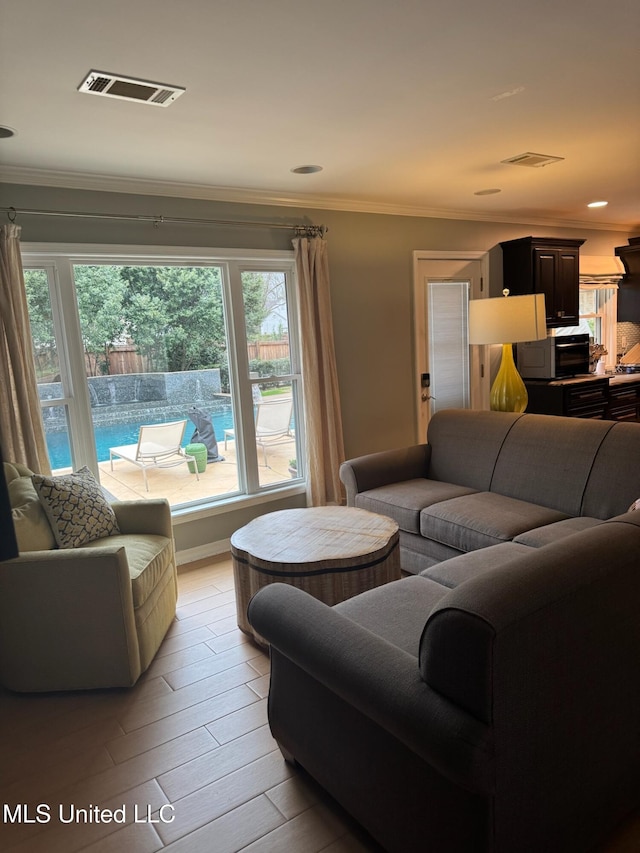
[46,409,235,471]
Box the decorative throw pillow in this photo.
[32,466,120,549]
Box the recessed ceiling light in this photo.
[0,125,16,139]
[291,165,323,174]
[587,200,608,208]
[474,188,502,196]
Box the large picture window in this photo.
[22,244,304,511]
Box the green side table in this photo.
[185,443,207,474]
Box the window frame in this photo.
[579,279,618,371]
[21,242,306,516]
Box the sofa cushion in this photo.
[355,479,477,534]
[513,516,603,547]
[427,409,522,491]
[31,467,120,549]
[335,575,449,657]
[420,542,533,589]
[4,461,35,483]
[581,422,640,518]
[81,533,172,608]
[489,414,615,517]
[420,492,568,552]
[9,476,56,552]
[399,530,465,573]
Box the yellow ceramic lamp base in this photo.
[490,343,528,413]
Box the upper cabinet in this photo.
[500,237,585,328]
[616,237,640,322]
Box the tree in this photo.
[23,269,58,380]
[241,271,291,377]
[73,266,127,375]
[242,271,287,339]
[121,265,228,372]
[23,263,278,385]
[123,290,170,372]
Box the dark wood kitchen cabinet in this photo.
[607,379,640,422]
[500,237,585,327]
[525,378,609,418]
[525,377,640,422]
[616,237,640,322]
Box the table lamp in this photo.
[468,290,546,412]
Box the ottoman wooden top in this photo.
[230,506,398,574]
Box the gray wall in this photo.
[1,182,633,553]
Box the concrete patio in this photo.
[98,435,298,507]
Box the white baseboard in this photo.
[176,538,231,567]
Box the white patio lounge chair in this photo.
[109,420,198,491]
[224,397,294,466]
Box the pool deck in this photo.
[98,435,298,507]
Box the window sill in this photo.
[170,481,307,525]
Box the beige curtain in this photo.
[0,224,51,473]
[293,235,345,505]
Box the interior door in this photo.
[413,252,488,441]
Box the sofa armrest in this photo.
[422,518,640,733]
[0,546,141,691]
[248,582,493,793]
[112,498,173,538]
[339,444,432,504]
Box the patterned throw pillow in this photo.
[32,466,120,549]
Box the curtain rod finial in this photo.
[294,224,327,238]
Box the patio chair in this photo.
[109,420,198,491]
[224,397,294,466]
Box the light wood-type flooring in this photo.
[1,556,638,853]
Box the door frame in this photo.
[412,250,490,442]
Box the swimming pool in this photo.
[45,409,235,471]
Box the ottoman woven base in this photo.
[231,506,400,646]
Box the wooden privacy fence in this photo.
[106,341,289,375]
[246,340,290,362]
[107,345,149,375]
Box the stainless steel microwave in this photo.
[516,333,590,380]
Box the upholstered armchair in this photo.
[0,462,178,692]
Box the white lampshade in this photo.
[468,293,546,345]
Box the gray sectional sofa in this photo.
[248,409,640,852]
[339,408,640,572]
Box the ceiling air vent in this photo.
[501,152,565,168]
[77,71,185,107]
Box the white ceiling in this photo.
[1,0,639,230]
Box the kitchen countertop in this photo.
[543,375,606,387]
[609,373,640,385]
[531,374,640,387]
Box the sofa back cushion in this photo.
[581,422,640,518]
[427,409,522,491]
[489,414,614,516]
[9,475,56,552]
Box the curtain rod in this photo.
[2,206,327,237]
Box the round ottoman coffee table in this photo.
[231,506,400,646]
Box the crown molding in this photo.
[0,165,633,233]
